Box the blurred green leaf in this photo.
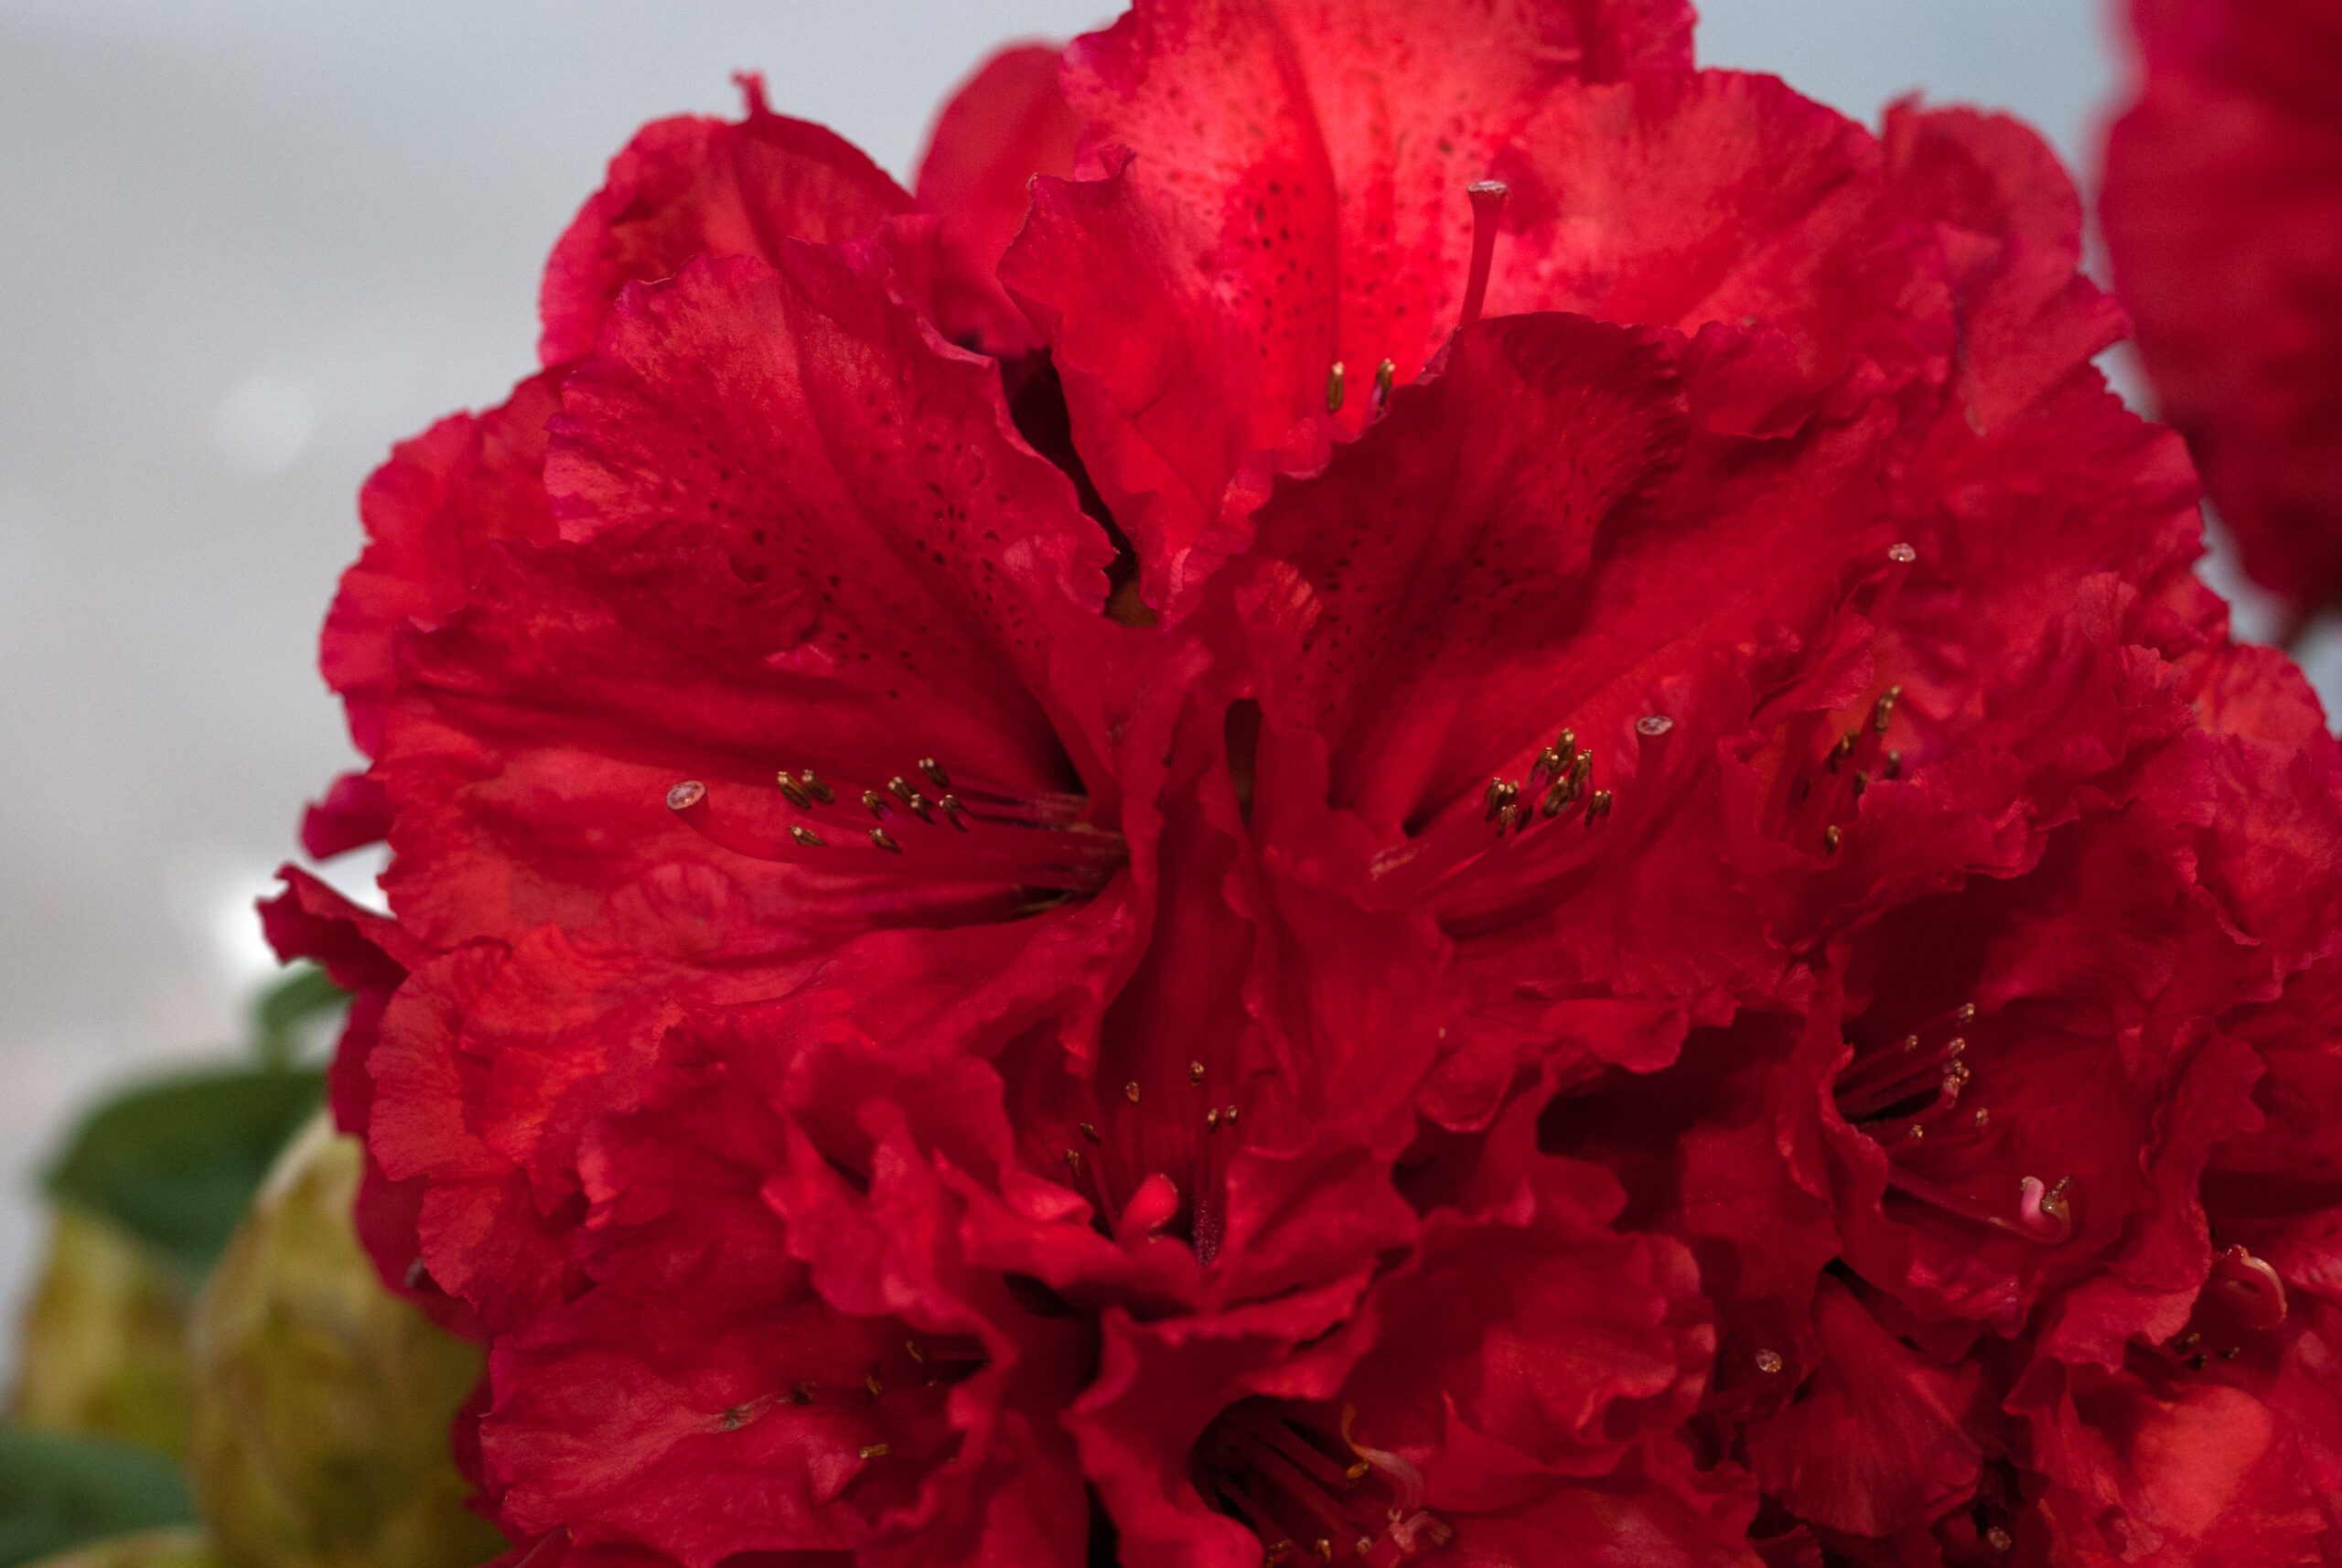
[44,1069,325,1281]
[0,1428,194,1568]
[249,966,347,1069]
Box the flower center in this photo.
[1191,1402,1450,1563]
[1019,1056,1252,1263]
[664,753,1124,897]
[1837,1003,2076,1243]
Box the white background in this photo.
[0,1,2311,1343]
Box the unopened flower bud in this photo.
[186,1118,501,1568]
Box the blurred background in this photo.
[0,0,2324,1360]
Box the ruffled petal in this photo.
[539,79,913,366]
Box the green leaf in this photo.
[44,1069,325,1281]
[0,1428,193,1568]
[249,965,347,1069]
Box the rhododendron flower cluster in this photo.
[268,4,2342,1564]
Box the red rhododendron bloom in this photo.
[269,4,2342,1565]
[2102,0,2342,618]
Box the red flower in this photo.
[2102,0,2342,618]
[268,3,2342,1563]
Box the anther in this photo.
[1189,1060,1207,1084]
[1554,727,1576,757]
[800,771,834,805]
[906,791,934,823]
[887,776,917,804]
[1983,1526,2013,1552]
[1755,1348,1784,1375]
[790,825,827,848]
[1873,686,1902,734]
[1957,1003,1977,1023]
[939,794,968,832]
[2220,1346,2242,1360]
[1326,360,1347,413]
[1586,789,1613,825]
[866,1369,885,1397]
[906,1340,926,1363]
[1123,1081,1142,1104]
[777,772,813,809]
[862,789,891,819]
[919,757,951,789]
[1973,1107,1991,1130]
[1079,1122,1101,1144]
[1821,824,1842,854]
[869,827,903,854]
[858,1443,890,1460]
[1884,750,1903,780]
[1205,1108,1221,1133]
[1483,778,1519,822]
[1222,1104,1239,1126]
[666,779,706,811]
[1371,358,1395,412]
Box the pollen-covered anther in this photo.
[1754,1348,1784,1375]
[919,757,950,789]
[664,758,1122,890]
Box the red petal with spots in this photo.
[538,78,914,367]
[1004,1,1946,608]
[381,244,1117,953]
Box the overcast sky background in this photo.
[0,0,2311,1345]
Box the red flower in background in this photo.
[2102,0,2342,621]
[269,3,2342,1564]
